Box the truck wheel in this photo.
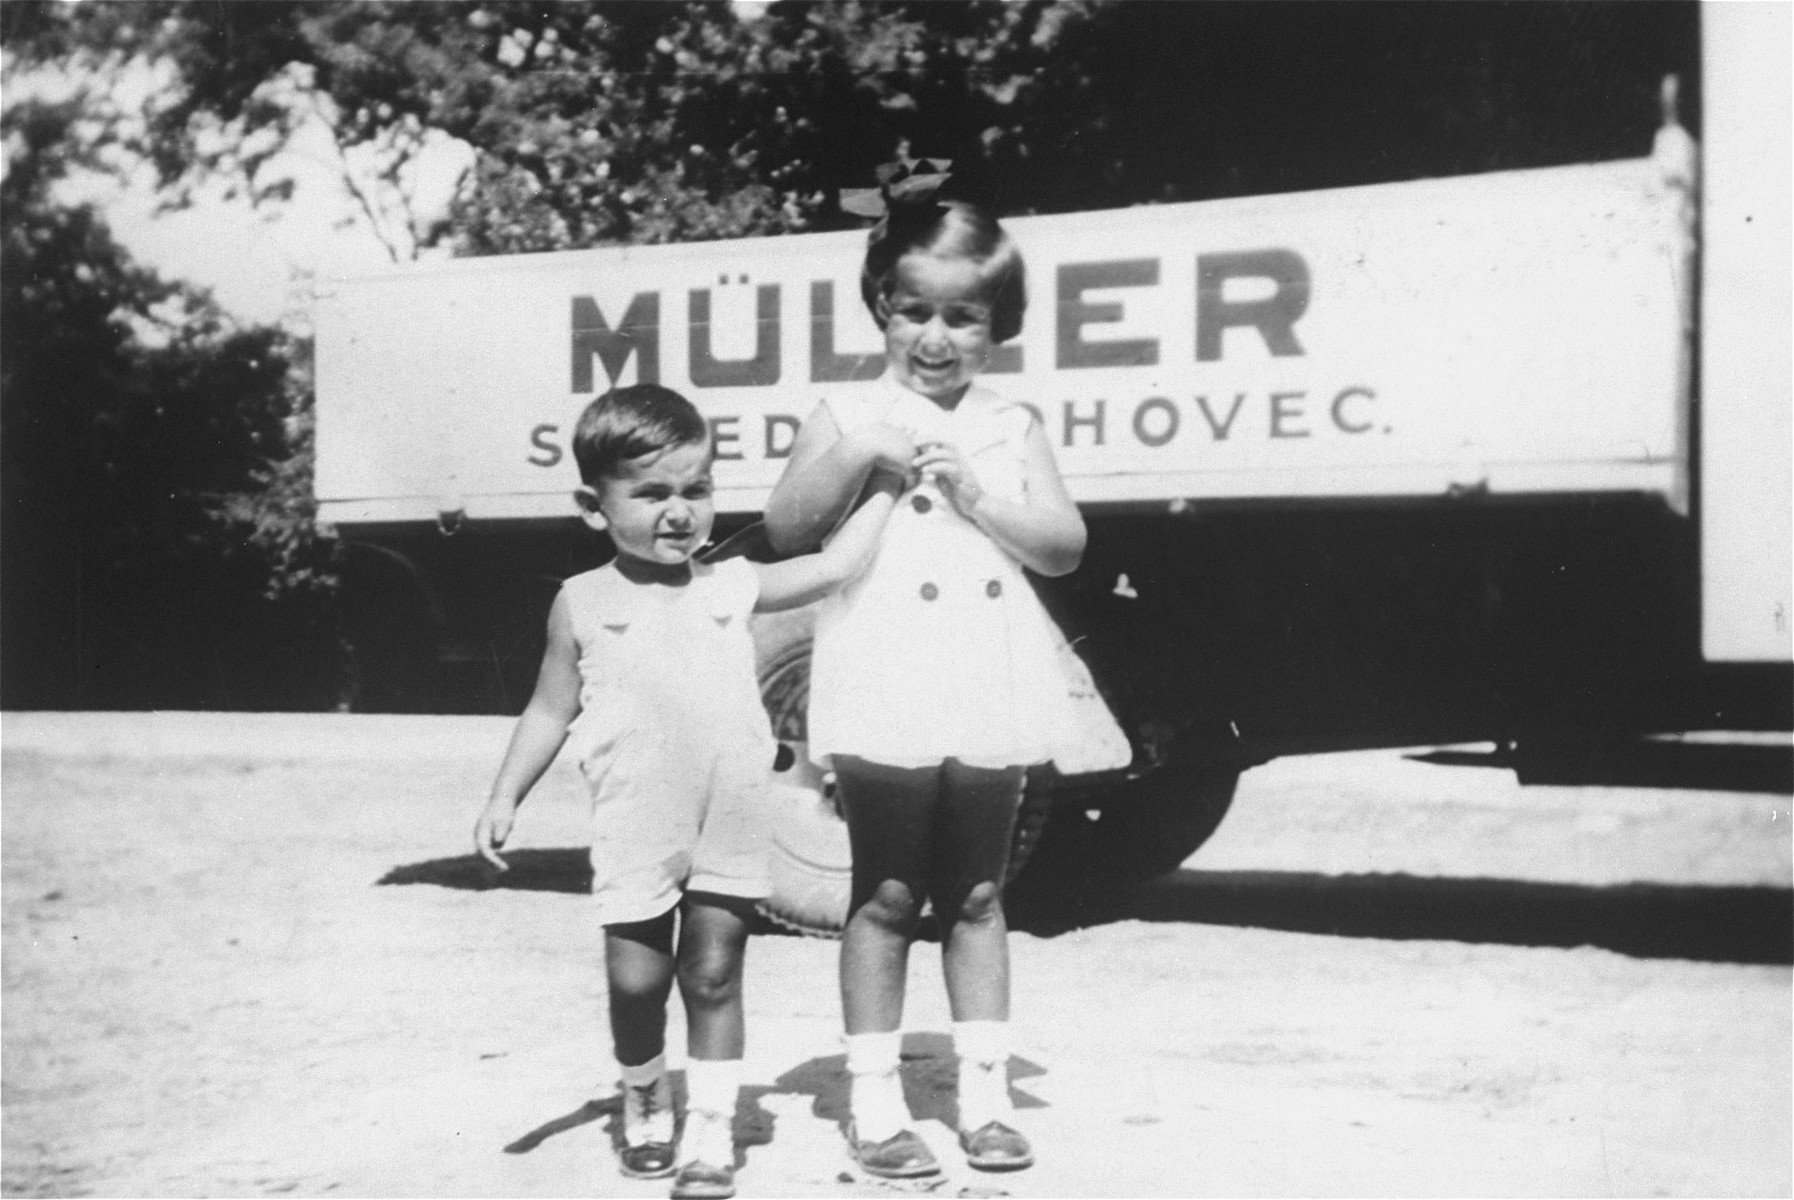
[751,608,844,936]
[761,766,854,937]
[1092,749,1240,881]
[1003,743,1241,925]
[750,613,1056,938]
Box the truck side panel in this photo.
[315,159,1687,527]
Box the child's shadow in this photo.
[502,1072,698,1158]
[501,1071,778,1169]
[378,848,590,893]
[502,1094,614,1155]
[499,1035,1047,1163]
[759,1031,1048,1136]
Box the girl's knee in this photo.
[952,880,1004,927]
[851,878,923,932]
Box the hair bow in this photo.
[840,157,952,219]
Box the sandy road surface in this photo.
[3,712,1789,1198]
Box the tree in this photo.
[3,2,1698,262]
[2,1,803,257]
[1,94,343,709]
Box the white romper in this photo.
[806,380,1089,771]
[560,558,774,925]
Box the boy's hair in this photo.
[860,199,1027,344]
[571,384,709,487]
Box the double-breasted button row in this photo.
[917,579,1004,601]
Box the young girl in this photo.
[763,165,1088,1178]
[475,384,897,1200]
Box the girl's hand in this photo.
[474,799,517,871]
[913,441,984,517]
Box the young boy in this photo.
[475,384,898,1199]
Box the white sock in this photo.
[953,1020,1013,1131]
[844,1030,908,1143]
[619,1052,673,1146]
[681,1058,740,1167]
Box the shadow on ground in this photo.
[1015,870,1794,966]
[1408,736,1793,794]
[502,1095,614,1156]
[379,849,1791,965]
[761,1032,1048,1131]
[378,848,590,892]
[494,1033,1047,1173]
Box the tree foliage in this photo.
[1,96,342,709]
[3,1,1697,260]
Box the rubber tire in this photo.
[1001,743,1241,929]
[750,611,1058,938]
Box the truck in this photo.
[313,5,1790,933]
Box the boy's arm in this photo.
[754,473,902,613]
[475,591,583,869]
[763,403,913,554]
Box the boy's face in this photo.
[881,253,995,405]
[577,440,716,575]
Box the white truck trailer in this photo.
[314,7,1789,929]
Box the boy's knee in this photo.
[955,880,1003,926]
[608,964,673,1005]
[678,951,742,1011]
[853,878,922,931]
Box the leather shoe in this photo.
[670,1159,736,1200]
[959,1120,1034,1171]
[617,1139,676,1179]
[848,1124,941,1178]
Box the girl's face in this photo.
[881,253,995,406]
[578,440,716,579]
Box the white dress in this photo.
[806,380,1089,771]
[560,558,775,924]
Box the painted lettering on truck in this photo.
[570,251,1308,387]
[538,249,1366,466]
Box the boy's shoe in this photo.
[618,1075,677,1178]
[618,1140,678,1179]
[958,1120,1034,1172]
[848,1124,941,1178]
[669,1159,736,1200]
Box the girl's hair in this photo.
[571,383,709,487]
[860,200,1027,344]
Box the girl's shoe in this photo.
[958,1120,1034,1172]
[848,1124,941,1178]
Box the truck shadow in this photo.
[1013,870,1793,966]
[1407,736,1793,794]
[376,852,1792,967]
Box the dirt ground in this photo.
[3,712,1789,1198]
